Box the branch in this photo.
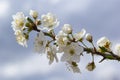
[12,11,120,74]
[84,48,120,61]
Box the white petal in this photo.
[61,53,71,62]
[70,54,80,63]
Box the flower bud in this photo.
[62,24,72,34]
[85,33,93,42]
[29,10,38,19]
[86,62,96,71]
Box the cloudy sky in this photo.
[1,0,120,80]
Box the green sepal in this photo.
[26,17,34,24]
[23,33,29,40]
[25,22,31,27]
[72,62,78,67]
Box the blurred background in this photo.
[1,0,120,80]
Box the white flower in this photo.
[61,42,83,63]
[41,13,59,31]
[114,44,120,56]
[55,30,69,47]
[34,31,47,54]
[15,30,27,47]
[62,24,72,34]
[85,33,93,42]
[66,61,80,73]
[29,10,38,19]
[56,30,67,37]
[46,45,58,65]
[74,29,86,41]
[56,36,69,47]
[97,37,111,49]
[11,12,25,31]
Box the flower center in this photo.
[72,62,78,67]
[16,19,24,27]
[104,42,110,48]
[69,49,75,55]
[38,41,43,46]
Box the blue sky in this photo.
[1,0,120,80]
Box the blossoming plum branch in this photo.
[11,10,120,73]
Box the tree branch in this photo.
[84,48,120,61]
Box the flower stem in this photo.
[81,41,88,48]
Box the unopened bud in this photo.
[86,62,96,71]
[85,33,93,42]
[29,10,38,19]
[62,24,72,34]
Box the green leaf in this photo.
[99,46,108,53]
[106,55,114,59]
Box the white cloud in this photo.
[60,0,92,13]
[50,0,60,4]
[94,62,120,80]
[0,54,57,78]
[0,1,10,17]
[49,77,65,80]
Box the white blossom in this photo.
[11,12,25,31]
[61,42,83,63]
[62,24,72,34]
[56,30,67,37]
[29,10,38,19]
[97,37,111,49]
[115,44,120,56]
[55,30,69,47]
[74,29,86,41]
[34,31,47,54]
[66,61,80,73]
[15,30,27,47]
[46,45,58,65]
[41,13,59,31]
[56,36,69,47]
[85,33,92,42]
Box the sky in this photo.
[1,0,120,80]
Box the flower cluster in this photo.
[11,12,27,47]
[11,10,120,73]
